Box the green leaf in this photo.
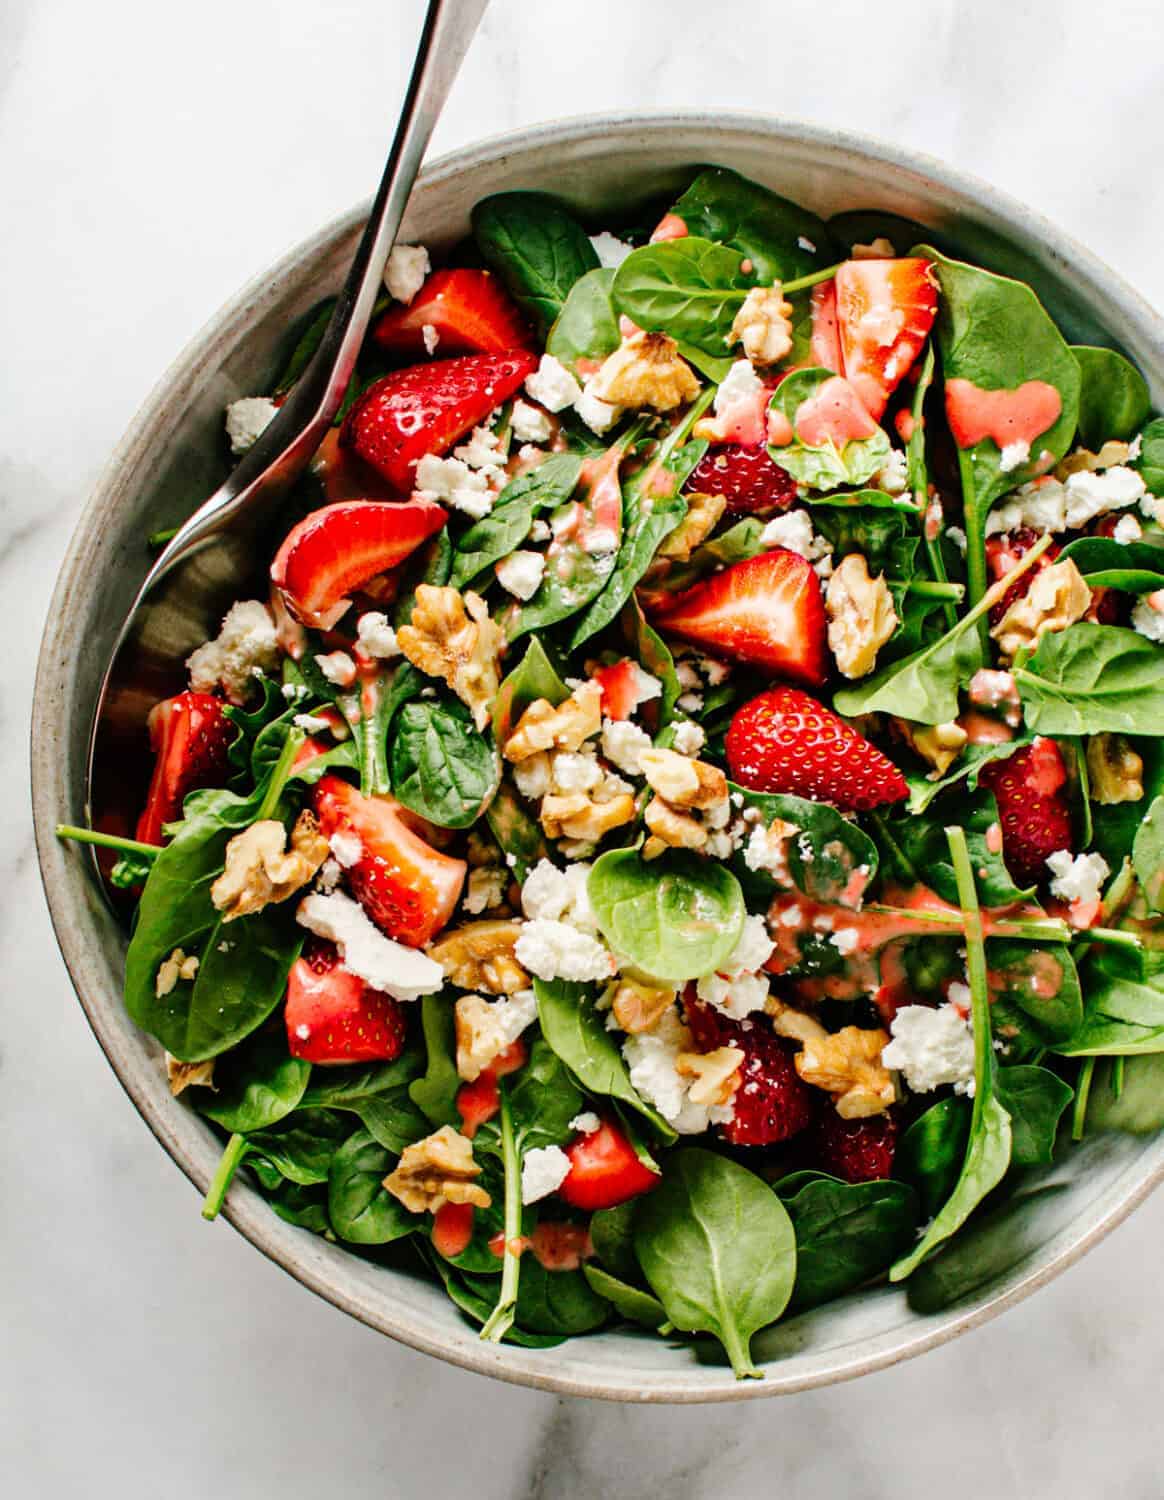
[1131,415,1164,494]
[1072,346,1150,446]
[768,369,891,492]
[271,296,336,395]
[326,1129,420,1244]
[587,849,746,983]
[906,738,1029,813]
[1082,1055,1164,1134]
[246,1109,352,1185]
[623,597,682,727]
[1058,535,1164,594]
[633,1148,797,1378]
[987,939,1084,1050]
[833,610,983,724]
[484,782,546,883]
[449,454,583,590]
[389,698,500,830]
[589,1200,642,1284]
[1055,948,1164,1056]
[546,267,620,375]
[582,1265,668,1328]
[890,787,1031,907]
[491,636,570,747]
[512,1259,611,1335]
[611,236,757,357]
[408,995,461,1126]
[895,1097,972,1219]
[1015,623,1164,735]
[505,1036,584,1153]
[785,1178,919,1311]
[197,1029,311,1133]
[728,785,878,907]
[1133,795,1164,911]
[300,1047,423,1108]
[355,1091,432,1155]
[260,1179,332,1234]
[671,167,832,284]
[471,191,598,334]
[993,1066,1073,1165]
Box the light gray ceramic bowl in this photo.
[32,111,1164,1402]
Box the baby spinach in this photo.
[246,1109,352,1186]
[891,787,1031,907]
[449,453,583,590]
[1058,535,1164,594]
[356,1091,432,1156]
[408,995,462,1127]
[484,782,546,881]
[471,191,598,334]
[633,1148,797,1378]
[611,236,758,357]
[582,1264,669,1329]
[534,978,676,1142]
[988,939,1084,1050]
[809,490,920,576]
[389,698,500,830]
[784,1177,919,1312]
[993,1066,1073,1165]
[589,1200,643,1284]
[271,296,337,396]
[546,267,620,374]
[1055,947,1164,1056]
[327,1129,419,1245]
[262,1179,332,1235]
[301,1046,423,1108]
[426,1256,565,1348]
[1072,345,1150,446]
[1133,795,1164,910]
[512,1259,611,1336]
[1132,416,1164,494]
[729,785,878,908]
[1014,623,1164,735]
[670,167,832,284]
[896,1097,972,1219]
[587,849,745,983]
[905,738,1028,814]
[1082,1055,1164,1134]
[197,1029,311,1133]
[767,368,891,491]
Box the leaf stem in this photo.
[148,525,180,548]
[256,729,305,819]
[201,1132,248,1220]
[893,579,965,601]
[55,825,160,859]
[864,904,1071,944]
[1071,1057,1096,1142]
[1112,1056,1126,1100]
[1075,927,1142,953]
[906,344,958,631]
[946,826,992,1135]
[480,1082,520,1344]
[782,263,844,295]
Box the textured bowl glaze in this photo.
[32,112,1164,1401]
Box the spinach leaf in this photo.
[623,598,682,727]
[449,454,583,589]
[587,849,745,983]
[1054,947,1164,1056]
[197,1029,311,1133]
[389,698,500,830]
[471,191,598,334]
[993,1066,1073,1165]
[1133,795,1164,911]
[582,1264,668,1328]
[534,979,676,1142]
[484,782,546,882]
[906,737,1028,813]
[512,1259,611,1336]
[808,489,920,575]
[1058,535,1164,594]
[408,995,461,1126]
[1082,1055,1164,1134]
[891,787,1031,906]
[262,1179,332,1234]
[1132,415,1164,494]
[611,237,758,357]
[246,1109,352,1185]
[589,1200,642,1284]
[491,636,570,746]
[1072,345,1150,446]
[504,1036,584,1152]
[271,296,337,395]
[633,1147,797,1378]
[1090,738,1164,870]
[767,368,891,491]
[546,267,620,375]
[670,167,832,284]
[327,1129,419,1244]
[785,1178,919,1312]
[356,1091,432,1155]
[224,675,286,780]
[425,1256,565,1348]
[728,785,878,907]
[988,939,1084,1050]
[300,1046,423,1108]
[895,1097,972,1219]
[1014,623,1164,735]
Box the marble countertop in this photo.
[5,0,1164,1493]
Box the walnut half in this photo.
[676,1045,744,1106]
[991,558,1091,660]
[590,331,701,412]
[1086,733,1144,805]
[210,811,329,921]
[382,1126,491,1214]
[428,920,529,994]
[826,554,898,680]
[397,586,502,730]
[504,683,602,763]
[795,1025,895,1118]
[729,284,794,366]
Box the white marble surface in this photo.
[5,0,1164,1492]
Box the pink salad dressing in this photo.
[650,212,688,243]
[794,375,879,447]
[944,377,1062,450]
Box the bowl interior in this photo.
[33,112,1164,1401]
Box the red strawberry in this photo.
[685,997,815,1147]
[684,443,798,516]
[834,258,938,419]
[985,526,1062,625]
[978,737,1073,887]
[271,498,447,629]
[592,658,660,720]
[372,269,532,357]
[340,351,537,492]
[809,280,843,373]
[726,686,909,811]
[649,550,827,685]
[135,692,234,846]
[285,938,407,1064]
[312,774,466,946]
[558,1118,659,1211]
[811,1108,900,1183]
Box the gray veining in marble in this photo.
[4,0,1164,1494]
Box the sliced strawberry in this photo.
[834,258,938,420]
[809,280,843,373]
[371,269,532,357]
[985,525,1062,625]
[684,443,798,516]
[340,351,537,492]
[592,658,660,720]
[811,1108,900,1183]
[726,685,909,811]
[271,499,447,630]
[311,774,466,946]
[557,1119,659,1211]
[978,738,1073,888]
[649,550,828,685]
[685,998,815,1147]
[134,692,234,847]
[285,937,407,1064]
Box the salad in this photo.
[62,167,1164,1378]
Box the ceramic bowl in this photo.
[32,111,1164,1401]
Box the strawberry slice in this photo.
[270,499,447,629]
[685,997,815,1147]
[649,550,828,685]
[810,1108,900,1183]
[726,685,908,811]
[834,258,938,420]
[135,692,234,846]
[340,351,537,492]
[684,443,798,516]
[285,938,408,1064]
[371,269,532,357]
[557,1118,659,1211]
[311,774,465,946]
[592,658,661,720]
[809,280,842,373]
[978,738,1073,887]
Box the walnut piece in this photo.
[454,994,520,1082]
[504,682,602,762]
[766,996,829,1045]
[590,330,700,412]
[991,558,1092,660]
[540,790,636,842]
[610,975,678,1034]
[1056,440,1133,478]
[795,1025,895,1118]
[643,796,707,858]
[397,586,502,730]
[166,1054,215,1096]
[851,237,897,260]
[897,718,968,777]
[382,1126,491,1214]
[428,920,529,994]
[657,492,727,562]
[729,284,794,366]
[210,811,329,921]
[676,1045,744,1106]
[640,747,728,811]
[156,948,199,998]
[825,554,898,680]
[1086,733,1144,804]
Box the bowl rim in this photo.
[31,107,1164,1403]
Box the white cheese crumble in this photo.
[696,971,770,1020]
[760,508,832,562]
[224,396,278,455]
[589,231,634,269]
[986,466,1147,536]
[521,1145,572,1204]
[676,690,704,714]
[882,1004,976,1095]
[670,719,706,757]
[622,1007,735,1134]
[421,323,440,356]
[569,1111,602,1134]
[515,919,615,983]
[1046,849,1110,906]
[525,353,583,412]
[510,399,554,444]
[875,446,910,494]
[454,426,506,471]
[315,858,342,894]
[520,858,596,929]
[575,381,623,435]
[355,611,400,660]
[998,439,1031,473]
[714,358,764,417]
[383,243,430,304]
[1113,513,1142,544]
[1132,595,1164,642]
[464,866,507,914]
[315,650,357,687]
[722,913,775,975]
[328,830,363,868]
[293,712,331,733]
[187,599,280,704]
[946,525,968,553]
[295,891,444,999]
[513,754,552,800]
[414,453,498,519]
[744,823,790,882]
[601,717,652,775]
[495,550,546,601]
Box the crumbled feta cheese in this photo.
[529,519,552,542]
[569,1111,602,1134]
[293,712,331,733]
[550,750,602,793]
[760,508,832,562]
[521,1145,572,1204]
[1129,433,1144,460]
[622,1007,734,1133]
[454,426,506,471]
[999,439,1031,473]
[947,981,972,1016]
[525,354,583,413]
[714,359,764,417]
[722,914,775,975]
[1132,595,1164,642]
[876,447,910,494]
[946,525,968,553]
[744,823,790,882]
[1046,849,1110,906]
[187,599,280,704]
[676,691,704,714]
[224,396,278,455]
[495,549,546,601]
[696,971,770,1020]
[601,717,652,776]
[383,243,430,304]
[584,526,620,555]
[513,754,552,800]
[797,235,817,254]
[510,399,554,444]
[296,891,443,999]
[670,720,706,757]
[695,655,730,686]
[315,858,342,894]
[414,453,498,519]
[831,927,859,956]
[355,611,399,659]
[1064,466,1146,528]
[315,650,357,687]
[574,381,622,435]
[1113,514,1143,544]
[882,1003,976,1096]
[282,682,309,702]
[421,323,440,355]
[589,231,634,269]
[520,858,596,929]
[515,919,615,982]
[464,866,508,915]
[329,830,363,868]
[985,481,1068,537]
[675,661,701,691]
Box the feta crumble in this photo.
[521,1145,572,1204]
[296,891,444,999]
[520,858,596,930]
[671,720,706,757]
[696,971,770,1020]
[355,611,399,659]
[875,447,910,494]
[315,650,357,687]
[622,1007,735,1133]
[383,243,430,304]
[495,550,546,601]
[1113,513,1143,544]
[575,381,623,435]
[601,717,652,775]
[998,439,1031,473]
[187,599,280,704]
[515,919,615,983]
[224,396,278,455]
[760,509,832,562]
[328,830,363,868]
[882,1003,976,1096]
[525,353,583,412]
[464,866,508,914]
[421,323,440,355]
[1132,595,1164,643]
[414,453,498,520]
[510,399,554,444]
[744,823,791,882]
[1046,849,1110,906]
[589,231,634,269]
[569,1111,602,1134]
